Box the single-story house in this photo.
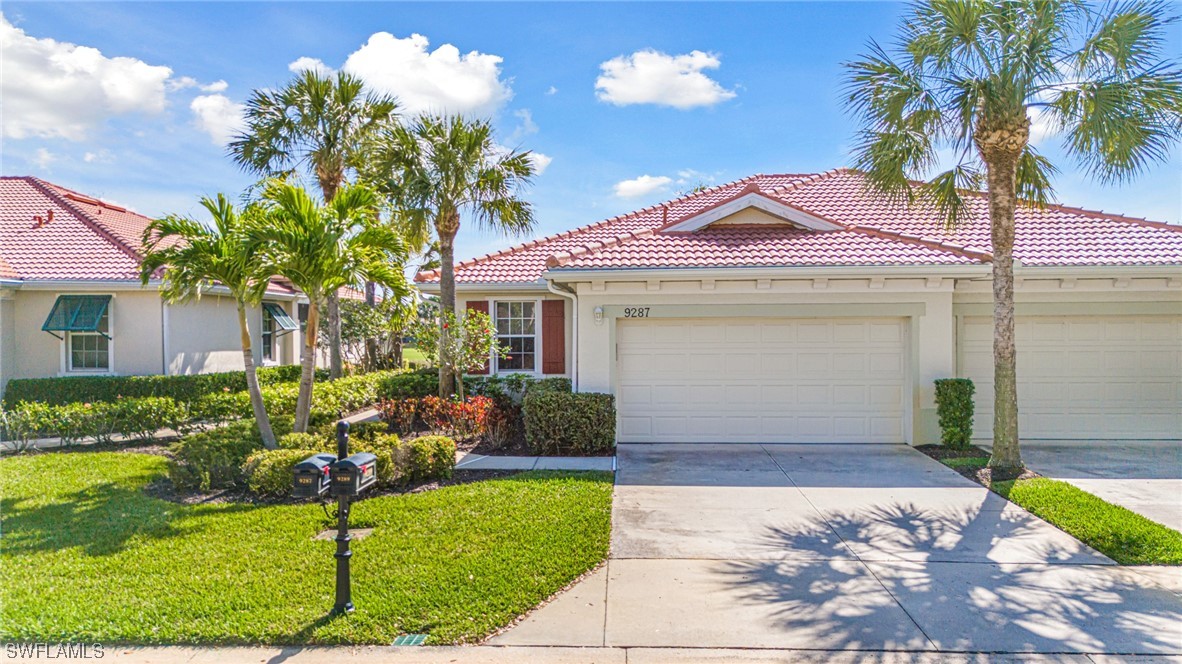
[416,168,1182,445]
[0,176,306,392]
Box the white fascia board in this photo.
[416,280,550,294]
[663,192,844,233]
[543,264,990,282]
[16,280,158,291]
[1015,265,1182,278]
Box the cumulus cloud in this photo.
[614,174,673,198]
[169,76,229,93]
[596,49,736,109]
[529,152,553,175]
[546,85,558,96]
[1,13,173,140]
[33,147,56,169]
[190,93,245,145]
[288,56,334,77]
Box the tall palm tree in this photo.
[229,69,399,379]
[363,114,536,396]
[252,181,409,432]
[845,0,1181,471]
[139,195,279,448]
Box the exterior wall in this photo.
[0,287,301,385]
[451,289,574,379]
[568,277,956,445]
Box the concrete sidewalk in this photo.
[455,452,616,471]
[9,645,1158,663]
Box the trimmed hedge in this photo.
[0,397,189,446]
[168,417,293,491]
[2,365,325,408]
[934,378,975,449]
[242,448,321,497]
[523,391,615,456]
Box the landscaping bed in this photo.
[0,451,614,645]
[918,445,1182,565]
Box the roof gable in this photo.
[661,184,843,233]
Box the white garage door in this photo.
[962,316,1182,440]
[616,318,908,443]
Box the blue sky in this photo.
[3,2,1179,264]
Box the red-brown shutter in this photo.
[542,299,566,375]
[466,301,490,375]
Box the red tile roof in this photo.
[416,169,1181,283]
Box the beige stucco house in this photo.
[0,176,304,393]
[417,169,1182,446]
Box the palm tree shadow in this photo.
[721,501,1182,654]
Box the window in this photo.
[262,307,276,362]
[69,308,110,371]
[494,301,536,372]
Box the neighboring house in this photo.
[416,169,1182,445]
[0,176,304,392]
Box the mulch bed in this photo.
[915,444,1040,484]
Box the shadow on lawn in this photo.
[1,475,256,556]
[720,500,1182,654]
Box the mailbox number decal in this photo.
[623,307,650,318]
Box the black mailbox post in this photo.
[291,420,378,615]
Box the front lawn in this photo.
[0,452,613,644]
[928,454,1182,565]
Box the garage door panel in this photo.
[617,317,908,443]
[963,315,1181,440]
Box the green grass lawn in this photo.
[0,452,613,645]
[401,346,427,365]
[933,456,1182,565]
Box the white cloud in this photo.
[546,85,558,96]
[514,109,538,136]
[614,174,673,198]
[201,80,228,93]
[33,147,56,169]
[327,32,511,116]
[288,56,334,77]
[596,49,736,109]
[190,93,245,145]
[529,152,552,175]
[1,13,173,140]
[83,150,113,163]
[169,76,228,93]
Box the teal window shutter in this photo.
[263,302,299,334]
[42,295,113,339]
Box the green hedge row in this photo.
[1,397,191,447]
[934,378,975,449]
[2,365,326,408]
[523,391,615,456]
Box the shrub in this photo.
[0,397,188,445]
[405,435,456,483]
[168,419,290,491]
[527,377,572,395]
[1,365,326,409]
[278,432,325,450]
[934,378,975,449]
[375,370,437,400]
[377,398,419,434]
[523,391,615,456]
[242,448,321,497]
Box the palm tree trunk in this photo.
[295,297,321,433]
[984,154,1022,471]
[365,281,379,370]
[237,302,276,449]
[326,291,343,379]
[438,229,457,397]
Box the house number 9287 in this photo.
[623,307,651,318]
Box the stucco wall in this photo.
[0,292,15,392]
[167,296,299,375]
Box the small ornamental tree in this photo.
[413,310,504,399]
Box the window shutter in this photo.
[542,300,566,375]
[465,301,490,375]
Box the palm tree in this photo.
[139,195,279,448]
[252,181,409,432]
[363,114,536,396]
[845,0,1181,471]
[229,69,399,379]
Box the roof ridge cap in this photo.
[25,177,144,264]
[545,227,657,268]
[848,223,992,262]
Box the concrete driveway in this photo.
[492,444,1182,655]
[1009,441,1182,532]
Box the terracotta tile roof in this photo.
[0,256,19,280]
[416,169,1181,284]
[0,176,146,281]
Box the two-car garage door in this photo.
[617,318,908,443]
[961,315,1182,440]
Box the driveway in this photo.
[492,444,1182,655]
[1007,441,1182,532]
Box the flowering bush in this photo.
[449,396,494,439]
[377,398,419,434]
[377,395,494,440]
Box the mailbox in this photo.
[331,452,378,497]
[293,453,336,498]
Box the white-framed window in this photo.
[68,307,111,372]
[261,307,276,363]
[493,300,537,372]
